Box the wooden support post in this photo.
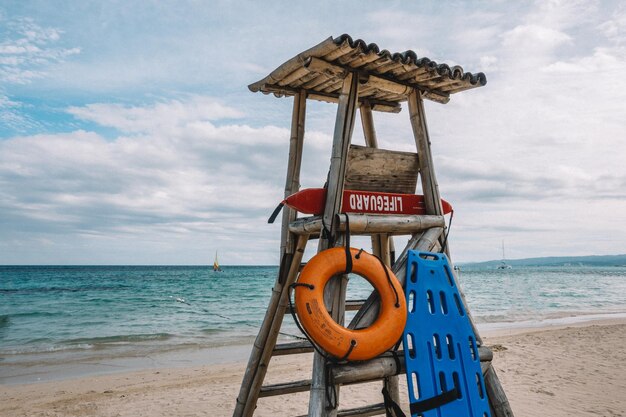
[360,100,378,148]
[407,90,443,217]
[484,364,514,417]
[407,89,482,342]
[310,71,359,417]
[281,92,307,256]
[234,234,309,417]
[407,89,514,417]
[234,92,308,417]
[322,72,359,238]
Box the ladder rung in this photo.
[287,299,366,315]
[295,403,387,417]
[338,403,387,417]
[259,379,310,397]
[273,340,312,356]
[290,214,445,236]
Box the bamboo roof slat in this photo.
[249,34,486,106]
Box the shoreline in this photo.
[2,313,626,386]
[0,318,626,417]
[2,317,626,416]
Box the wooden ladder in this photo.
[233,85,514,416]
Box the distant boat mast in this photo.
[498,240,512,270]
[213,251,222,272]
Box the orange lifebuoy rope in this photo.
[294,247,407,361]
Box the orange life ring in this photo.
[294,247,407,361]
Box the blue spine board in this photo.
[403,251,491,417]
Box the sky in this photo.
[1,0,625,265]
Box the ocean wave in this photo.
[62,333,174,346]
[0,314,10,327]
[0,343,95,355]
[2,311,60,319]
[0,284,131,294]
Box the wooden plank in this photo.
[345,145,419,194]
[310,71,360,417]
[407,90,442,217]
[285,299,366,317]
[238,235,309,417]
[289,214,445,236]
[360,102,383,265]
[260,380,311,397]
[338,404,387,417]
[280,92,306,256]
[408,89,482,346]
[297,404,387,417]
[484,364,515,417]
[360,102,378,148]
[273,341,313,356]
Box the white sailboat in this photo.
[213,251,222,272]
[497,241,512,270]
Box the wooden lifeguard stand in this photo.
[234,34,513,417]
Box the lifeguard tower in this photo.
[233,34,513,417]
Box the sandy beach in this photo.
[2,319,625,417]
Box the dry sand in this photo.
[1,320,625,417]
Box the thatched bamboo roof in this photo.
[249,34,487,111]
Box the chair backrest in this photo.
[345,144,419,194]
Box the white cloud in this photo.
[0,16,80,84]
[67,96,244,134]
[0,96,336,264]
[1,1,626,264]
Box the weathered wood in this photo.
[273,340,314,356]
[281,92,307,256]
[407,90,443,217]
[345,145,419,194]
[290,214,445,236]
[305,92,401,113]
[286,298,366,316]
[360,102,378,148]
[360,104,399,409]
[237,235,309,417]
[484,364,515,417]
[275,55,451,104]
[310,71,360,417]
[360,102,383,264]
[407,89,482,346]
[337,404,387,417]
[297,404,387,417]
[260,380,311,397]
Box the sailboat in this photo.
[497,240,512,270]
[213,251,222,272]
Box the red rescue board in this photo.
[283,188,453,216]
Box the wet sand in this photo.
[2,319,625,417]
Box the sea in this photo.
[1,264,626,384]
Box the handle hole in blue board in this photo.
[476,372,485,399]
[433,333,442,359]
[426,290,435,314]
[439,291,448,315]
[446,334,455,360]
[408,291,415,313]
[439,371,447,391]
[452,372,462,399]
[419,253,439,261]
[412,372,421,400]
[410,262,417,283]
[468,336,478,361]
[407,333,416,359]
